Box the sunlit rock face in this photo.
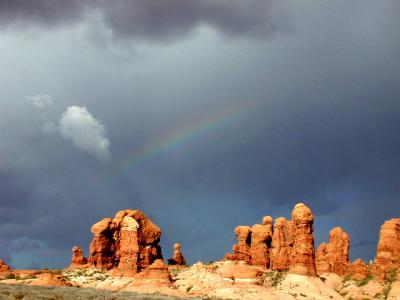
[316,227,351,276]
[225,203,317,276]
[370,218,400,280]
[270,217,294,271]
[168,243,186,266]
[85,209,162,274]
[70,246,87,268]
[288,203,316,276]
[0,259,10,272]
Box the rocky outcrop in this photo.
[0,259,10,272]
[134,259,172,283]
[370,218,400,280]
[250,216,273,267]
[270,217,293,271]
[225,204,317,276]
[347,259,368,280]
[315,243,330,274]
[86,209,162,274]
[225,226,252,263]
[315,227,350,276]
[289,203,316,276]
[70,246,87,268]
[168,243,186,266]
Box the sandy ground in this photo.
[0,261,399,300]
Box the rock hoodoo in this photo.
[225,225,252,263]
[0,259,10,272]
[168,243,186,266]
[226,203,317,276]
[288,203,316,276]
[250,216,273,267]
[370,218,400,280]
[71,209,163,274]
[315,227,350,276]
[270,217,293,271]
[70,246,87,268]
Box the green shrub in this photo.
[355,275,373,287]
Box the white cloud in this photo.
[59,106,111,162]
[27,94,53,108]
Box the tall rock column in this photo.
[271,217,294,271]
[328,227,350,275]
[117,216,140,274]
[289,203,316,276]
[315,243,330,274]
[315,227,350,276]
[168,243,186,265]
[70,246,87,268]
[370,218,400,280]
[250,216,273,267]
[88,218,115,269]
[225,226,252,263]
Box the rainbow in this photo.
[91,104,255,185]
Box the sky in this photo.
[0,0,400,269]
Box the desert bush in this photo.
[0,283,202,300]
[355,275,373,287]
[383,268,398,299]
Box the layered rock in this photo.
[315,227,350,276]
[347,259,368,280]
[134,259,172,283]
[225,204,317,276]
[250,216,273,267]
[225,226,252,263]
[289,203,316,276]
[370,218,400,280]
[270,217,293,271]
[85,209,162,274]
[70,246,87,268]
[315,243,330,274]
[168,243,186,266]
[0,259,10,272]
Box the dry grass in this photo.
[0,284,200,300]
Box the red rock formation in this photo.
[250,216,273,267]
[316,227,350,276]
[168,243,186,266]
[347,259,368,280]
[70,246,87,268]
[89,217,115,269]
[270,217,293,271]
[328,227,350,276]
[225,226,252,263]
[315,242,330,274]
[370,218,400,280]
[289,203,316,276]
[87,209,162,274]
[134,259,172,283]
[0,259,10,272]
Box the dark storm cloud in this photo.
[0,0,287,42]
